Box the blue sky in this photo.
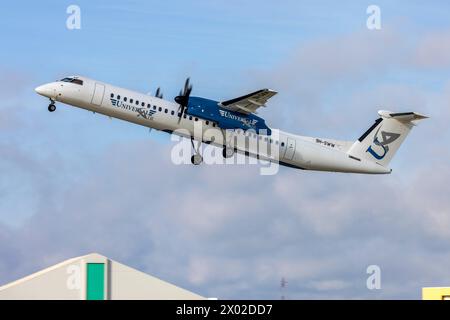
[1,1,450,299]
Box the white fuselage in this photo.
[35,76,390,174]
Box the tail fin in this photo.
[347,110,428,167]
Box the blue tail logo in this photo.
[366,127,400,160]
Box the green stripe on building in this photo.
[86,263,105,300]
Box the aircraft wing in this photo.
[219,89,277,114]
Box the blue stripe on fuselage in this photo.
[186,96,271,134]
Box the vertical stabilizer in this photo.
[347,110,428,167]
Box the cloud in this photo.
[0,69,31,97]
[252,27,450,137]
[413,31,450,68]
[1,136,450,299]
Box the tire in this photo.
[48,104,56,112]
[222,147,234,158]
[191,154,202,165]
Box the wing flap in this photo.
[220,89,277,114]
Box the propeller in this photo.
[174,77,192,122]
[155,87,163,99]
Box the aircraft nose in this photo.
[35,84,53,97]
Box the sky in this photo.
[1,0,450,299]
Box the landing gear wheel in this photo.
[48,104,56,112]
[191,154,203,165]
[222,146,234,158]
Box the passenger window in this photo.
[213,123,216,127]
[189,116,193,120]
[164,109,168,113]
[153,105,156,110]
[183,114,187,119]
[147,103,150,108]
[124,97,127,102]
[281,142,285,147]
[194,117,198,121]
[117,95,121,100]
[130,99,133,103]
[110,93,114,98]
[141,102,145,107]
[206,121,209,125]
[136,100,139,105]
[158,107,162,111]
[171,110,175,115]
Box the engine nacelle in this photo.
[186,97,272,135]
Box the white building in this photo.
[0,253,205,300]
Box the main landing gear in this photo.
[222,146,234,158]
[48,99,56,112]
[190,138,203,165]
[221,128,235,159]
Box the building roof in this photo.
[0,253,205,300]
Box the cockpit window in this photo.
[59,77,83,85]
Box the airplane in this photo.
[35,75,428,174]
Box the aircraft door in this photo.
[91,83,105,106]
[284,137,296,160]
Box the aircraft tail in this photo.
[347,110,428,167]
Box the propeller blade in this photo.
[184,78,190,95]
[155,87,163,99]
[175,77,193,123]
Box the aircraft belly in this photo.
[290,139,390,174]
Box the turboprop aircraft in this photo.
[35,76,427,174]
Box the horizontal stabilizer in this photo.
[377,110,428,123]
